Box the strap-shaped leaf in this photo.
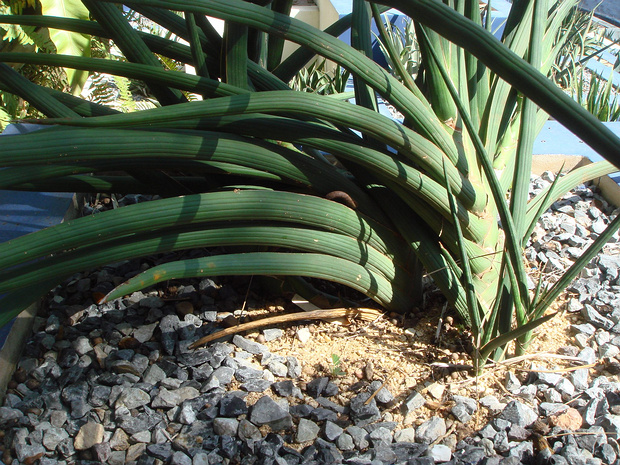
[102,252,410,311]
[0,225,411,295]
[0,190,405,271]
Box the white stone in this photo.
[429,444,452,463]
[296,327,311,344]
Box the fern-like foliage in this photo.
[86,73,117,107]
[114,75,136,113]
[0,3,54,51]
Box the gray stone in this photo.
[504,372,521,392]
[544,388,563,403]
[350,392,381,426]
[316,396,345,413]
[268,360,289,378]
[192,452,210,465]
[50,410,67,428]
[190,363,214,382]
[160,377,182,389]
[575,333,591,349]
[452,395,477,413]
[493,430,510,454]
[0,407,24,422]
[272,380,297,397]
[176,349,214,367]
[337,432,355,451]
[118,411,163,435]
[287,356,302,378]
[324,421,344,441]
[507,441,534,462]
[232,335,269,355]
[152,386,199,408]
[507,424,530,441]
[62,381,91,418]
[14,443,46,464]
[177,403,197,425]
[585,395,609,426]
[250,395,293,430]
[218,393,247,418]
[451,402,472,423]
[235,365,264,382]
[170,451,193,465]
[147,443,173,461]
[573,323,597,336]
[241,378,272,392]
[595,331,612,345]
[42,426,69,451]
[209,366,235,386]
[579,347,599,365]
[416,417,446,444]
[479,395,505,414]
[140,295,165,308]
[369,380,394,404]
[213,417,239,436]
[306,376,330,397]
[143,364,167,385]
[369,426,393,447]
[582,305,615,330]
[347,425,369,449]
[596,443,617,463]
[599,343,620,359]
[134,322,158,343]
[557,378,576,400]
[479,438,496,457]
[238,419,262,442]
[537,370,563,386]
[263,328,283,341]
[115,387,150,409]
[296,418,320,443]
[499,400,538,427]
[109,451,126,465]
[73,336,93,355]
[478,424,496,440]
[92,442,112,462]
[386,429,411,446]
[572,368,590,391]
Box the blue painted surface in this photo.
[330,0,513,66]
[533,121,620,182]
[0,124,74,350]
[587,59,620,88]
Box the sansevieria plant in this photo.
[1,0,619,370]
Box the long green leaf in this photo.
[116,0,458,163]
[0,52,247,97]
[102,252,409,311]
[0,225,411,295]
[0,190,405,271]
[0,63,79,118]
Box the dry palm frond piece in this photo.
[189,307,384,349]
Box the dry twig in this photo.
[189,307,383,349]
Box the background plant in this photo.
[1,0,620,371]
[289,58,351,95]
[550,4,620,122]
